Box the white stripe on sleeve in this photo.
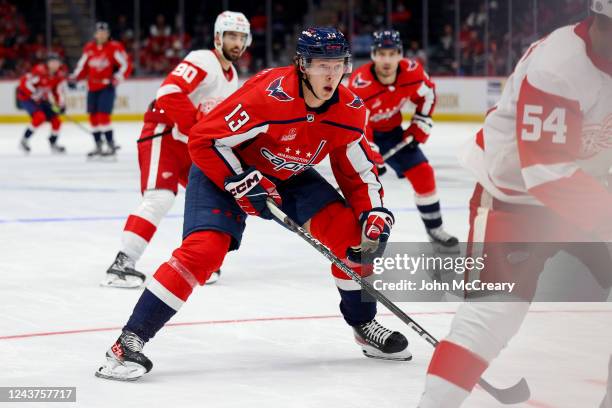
[416,81,435,116]
[345,136,383,208]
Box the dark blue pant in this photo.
[373,126,428,178]
[87,85,116,114]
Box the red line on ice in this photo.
[1,309,611,341]
[525,400,558,408]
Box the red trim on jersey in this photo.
[124,215,157,242]
[575,17,612,76]
[475,128,485,150]
[427,340,489,391]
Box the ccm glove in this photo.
[224,167,282,220]
[404,113,433,148]
[347,207,395,263]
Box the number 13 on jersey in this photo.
[224,104,250,132]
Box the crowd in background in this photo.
[0,0,590,79]
[0,0,65,78]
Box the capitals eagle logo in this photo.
[266,77,294,102]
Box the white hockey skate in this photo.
[101,252,146,289]
[95,330,152,381]
[353,319,412,361]
[427,226,460,254]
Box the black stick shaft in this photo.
[266,201,530,404]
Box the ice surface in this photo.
[1,122,610,407]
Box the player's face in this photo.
[373,48,402,76]
[221,31,248,62]
[95,29,109,44]
[47,59,60,74]
[304,58,345,100]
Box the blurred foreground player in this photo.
[70,22,132,158]
[348,30,458,253]
[95,27,411,381]
[102,11,252,288]
[418,4,612,407]
[17,54,67,154]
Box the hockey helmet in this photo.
[295,27,352,73]
[214,11,252,52]
[592,0,612,17]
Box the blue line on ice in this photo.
[0,206,468,224]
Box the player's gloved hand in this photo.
[67,79,77,90]
[224,167,282,220]
[347,207,395,263]
[368,142,387,176]
[404,113,433,148]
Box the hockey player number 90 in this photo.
[171,63,198,84]
[224,103,251,132]
[521,105,567,144]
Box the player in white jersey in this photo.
[418,3,612,407]
[102,11,252,288]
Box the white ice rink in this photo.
[1,122,611,407]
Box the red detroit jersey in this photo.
[189,66,384,217]
[348,59,436,133]
[73,40,132,91]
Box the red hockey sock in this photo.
[152,230,231,304]
[309,202,365,285]
[124,215,157,243]
[403,162,436,196]
[89,113,99,128]
[50,116,61,132]
[427,340,489,391]
[32,111,46,128]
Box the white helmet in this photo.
[592,0,612,18]
[214,11,252,54]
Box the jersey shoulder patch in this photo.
[346,93,364,109]
[351,71,372,89]
[266,76,294,102]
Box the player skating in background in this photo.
[103,11,252,288]
[95,27,411,381]
[417,3,612,407]
[70,22,132,158]
[348,30,459,253]
[17,53,67,154]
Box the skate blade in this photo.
[361,347,413,362]
[100,273,144,289]
[95,357,147,381]
[205,271,220,285]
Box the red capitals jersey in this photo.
[348,59,436,133]
[72,40,132,91]
[189,66,384,217]
[17,63,67,106]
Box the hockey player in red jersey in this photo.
[417,4,612,407]
[17,53,67,154]
[102,11,252,288]
[348,30,459,253]
[95,27,411,381]
[70,22,132,157]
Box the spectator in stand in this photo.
[405,40,427,67]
